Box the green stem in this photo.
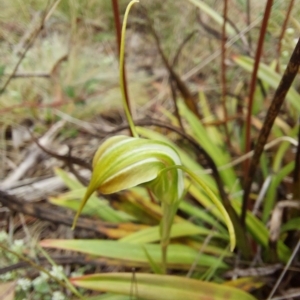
[37,245,82,298]
[160,165,236,252]
[119,0,139,138]
[157,164,236,273]
[160,202,178,274]
[184,167,236,251]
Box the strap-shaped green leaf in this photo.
[70,272,256,300]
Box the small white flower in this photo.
[32,276,45,287]
[282,50,289,58]
[40,271,50,280]
[12,239,24,253]
[17,278,31,291]
[286,27,294,35]
[0,230,8,242]
[52,291,65,300]
[0,272,13,281]
[32,275,50,294]
[14,239,24,247]
[50,265,65,280]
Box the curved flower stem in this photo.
[112,0,132,137]
[119,0,139,138]
[157,165,236,274]
[182,166,236,251]
[160,166,236,252]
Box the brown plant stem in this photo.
[221,0,231,147]
[246,0,252,50]
[243,0,273,224]
[242,37,300,226]
[112,0,122,54]
[169,78,185,131]
[0,190,122,234]
[172,31,197,67]
[293,120,300,201]
[290,118,300,227]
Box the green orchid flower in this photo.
[72,135,184,227]
[71,134,236,272]
[72,135,186,273]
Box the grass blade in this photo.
[40,239,228,269]
[70,272,257,300]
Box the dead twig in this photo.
[0,190,143,240]
[32,135,91,171]
[1,121,65,189]
[224,263,282,279]
[0,254,89,275]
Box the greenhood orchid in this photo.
[72,135,185,227]
[72,0,235,273]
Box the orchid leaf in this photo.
[88,294,131,300]
[70,273,256,300]
[49,188,134,223]
[224,277,265,292]
[40,239,229,269]
[54,167,85,190]
[119,222,227,244]
[178,100,240,195]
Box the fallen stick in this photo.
[0,190,123,236]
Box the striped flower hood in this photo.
[72,135,184,228]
